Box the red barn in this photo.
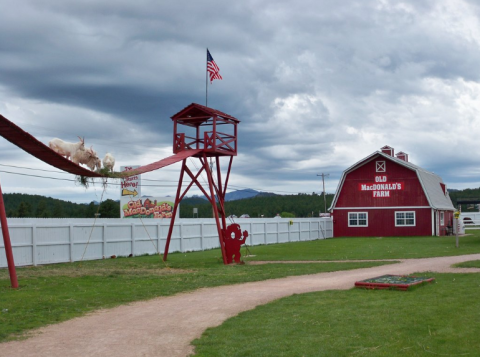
[330,145,455,237]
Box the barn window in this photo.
[440,212,444,225]
[348,212,368,227]
[395,211,415,226]
[376,161,386,172]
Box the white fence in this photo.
[459,212,480,229]
[0,217,333,268]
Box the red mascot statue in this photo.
[222,223,249,264]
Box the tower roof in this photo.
[171,103,239,127]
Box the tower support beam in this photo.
[0,178,18,288]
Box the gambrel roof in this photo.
[329,150,455,211]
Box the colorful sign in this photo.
[358,175,404,198]
[120,165,141,198]
[120,197,178,219]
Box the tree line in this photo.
[3,187,475,219]
[3,193,120,218]
[448,188,480,212]
[3,192,333,219]
[180,192,334,218]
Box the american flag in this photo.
[207,49,222,83]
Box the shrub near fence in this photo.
[0,218,333,267]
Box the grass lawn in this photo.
[192,273,480,357]
[244,232,480,261]
[1,231,479,346]
[0,251,390,342]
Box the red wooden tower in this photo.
[163,103,239,264]
[0,103,241,288]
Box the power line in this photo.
[0,163,70,175]
[0,169,77,182]
[0,170,182,187]
[317,173,330,213]
[0,164,322,196]
[0,163,180,182]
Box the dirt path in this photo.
[2,254,480,357]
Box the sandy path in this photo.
[2,254,480,357]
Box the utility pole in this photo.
[317,173,329,214]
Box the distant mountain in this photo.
[225,189,261,201]
[182,189,275,203]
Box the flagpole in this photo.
[206,48,208,107]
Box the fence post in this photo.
[301,221,304,241]
[288,220,291,242]
[249,222,252,246]
[32,223,37,266]
[131,223,135,257]
[264,222,267,245]
[276,221,279,243]
[200,222,204,250]
[103,224,107,258]
[69,224,74,262]
[157,222,161,254]
[32,223,37,267]
[179,222,183,253]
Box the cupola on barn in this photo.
[329,145,455,237]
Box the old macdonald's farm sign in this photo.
[120,197,176,219]
[358,175,404,198]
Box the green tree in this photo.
[99,199,120,218]
[85,202,98,218]
[16,202,32,217]
[52,201,63,218]
[35,199,50,218]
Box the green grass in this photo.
[454,260,480,268]
[244,233,480,261]
[1,231,479,346]
[0,251,390,342]
[192,273,480,356]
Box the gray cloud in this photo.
[0,0,480,204]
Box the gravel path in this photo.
[2,254,480,357]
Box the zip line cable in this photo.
[0,165,314,195]
[0,170,197,187]
[0,163,184,182]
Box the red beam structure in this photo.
[0,178,18,288]
[0,103,240,273]
[163,103,239,264]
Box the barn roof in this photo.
[330,150,454,211]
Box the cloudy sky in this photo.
[1,0,480,205]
